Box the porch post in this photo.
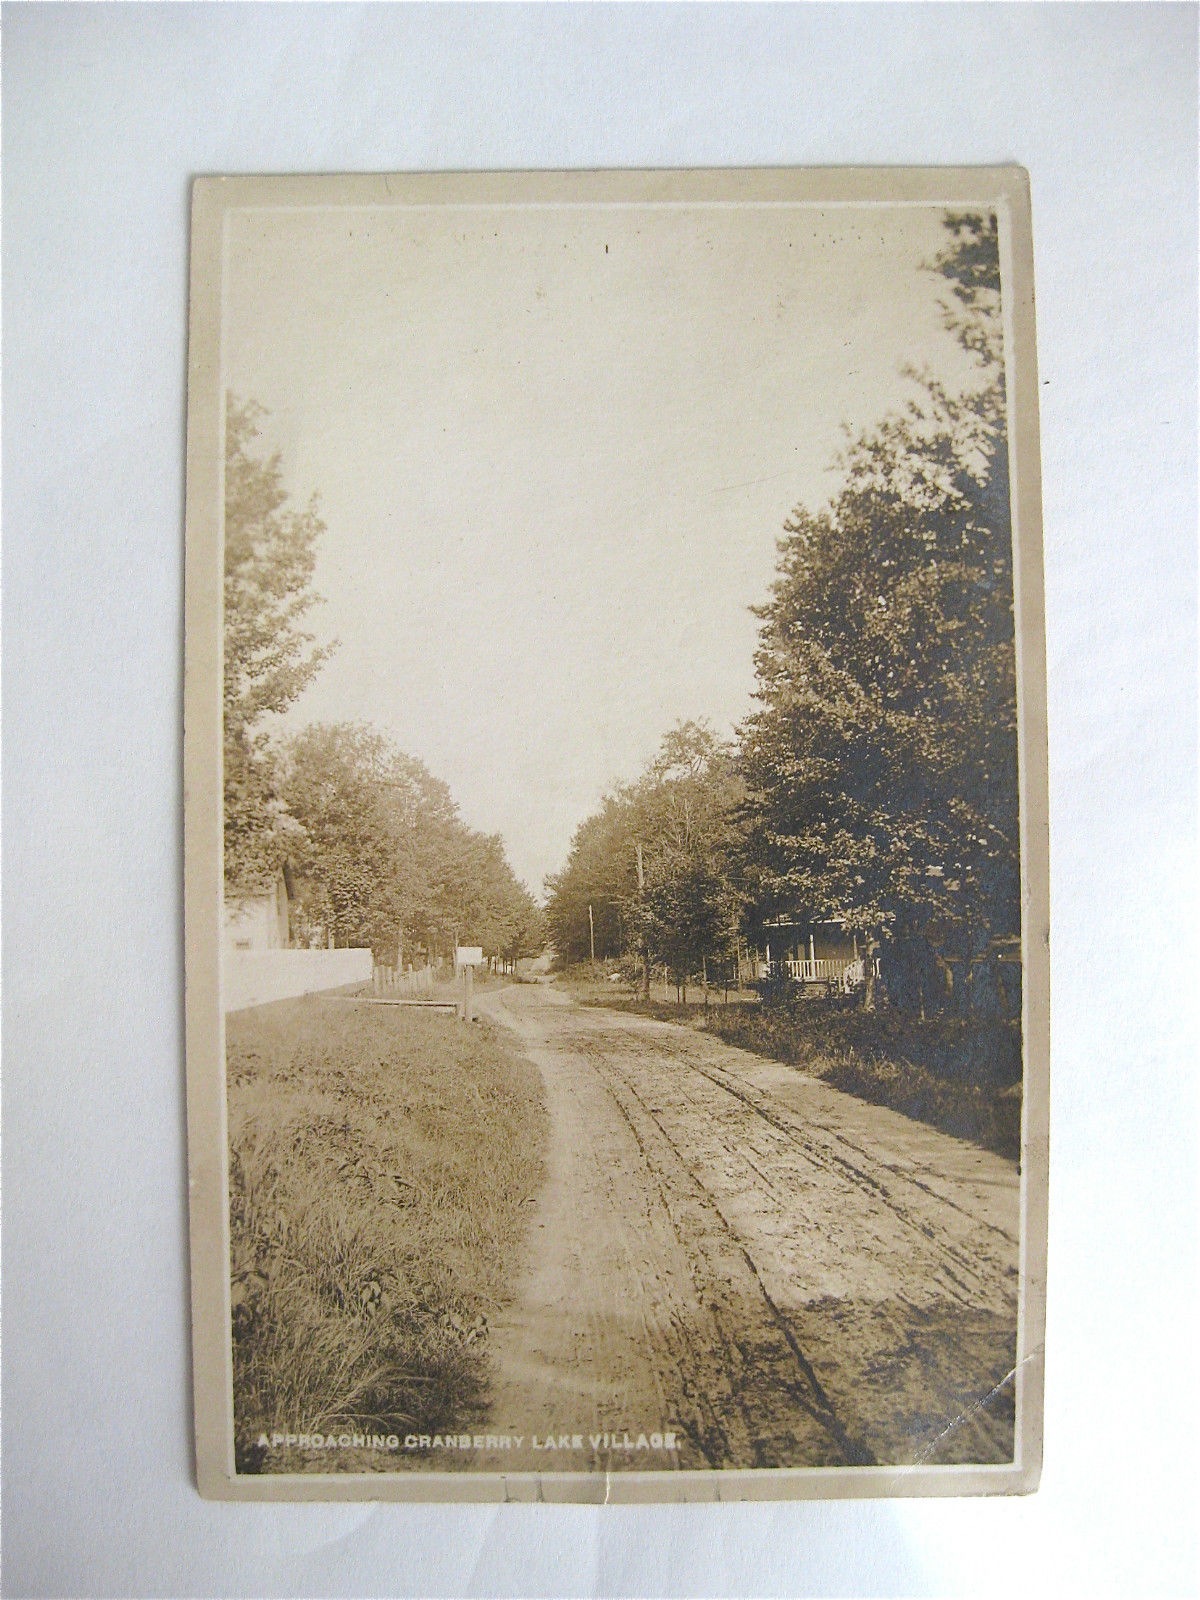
[862,934,879,1010]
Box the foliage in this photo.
[543,796,640,965]
[445,830,546,970]
[738,213,1018,1014]
[224,397,334,893]
[626,724,747,985]
[281,721,542,964]
[933,211,1004,372]
[545,721,746,982]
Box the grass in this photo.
[557,962,760,1013]
[706,1000,1023,1158]
[562,972,1022,1159]
[225,993,547,1473]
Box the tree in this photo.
[545,722,746,997]
[281,721,542,965]
[451,833,545,969]
[625,724,746,1000]
[933,210,1003,373]
[543,797,640,967]
[223,397,334,893]
[739,213,1017,1015]
[279,724,430,954]
[496,885,546,970]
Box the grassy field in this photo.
[562,973,1022,1159]
[225,993,547,1473]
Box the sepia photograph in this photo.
[184,167,1049,1501]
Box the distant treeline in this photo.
[545,214,1020,1020]
[223,398,542,967]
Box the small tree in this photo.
[619,725,743,1000]
[542,721,746,994]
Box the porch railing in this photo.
[776,957,881,986]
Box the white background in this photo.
[3,5,1196,1597]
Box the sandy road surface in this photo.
[473,982,1020,1474]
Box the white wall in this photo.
[222,948,372,1012]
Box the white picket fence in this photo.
[372,963,435,999]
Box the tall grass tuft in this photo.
[226,995,546,1473]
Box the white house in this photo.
[223,866,293,953]
[221,864,372,1012]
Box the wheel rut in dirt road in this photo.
[474,983,1020,1472]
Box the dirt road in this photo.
[473,982,1020,1474]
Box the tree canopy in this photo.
[738,212,1017,1012]
[223,396,334,893]
[545,722,745,983]
[281,721,542,965]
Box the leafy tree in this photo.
[223,397,334,893]
[545,722,746,996]
[543,797,640,967]
[496,885,546,970]
[279,724,433,954]
[281,721,541,965]
[625,724,747,997]
[934,210,1003,372]
[636,846,734,1001]
[739,214,1017,1015]
[452,833,546,968]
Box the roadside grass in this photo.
[556,963,760,1013]
[561,972,1022,1159]
[226,994,546,1473]
[706,1001,1023,1159]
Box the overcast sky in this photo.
[224,200,982,892]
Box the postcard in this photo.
[184,167,1048,1500]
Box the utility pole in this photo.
[588,902,596,978]
[635,842,650,1003]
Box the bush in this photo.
[753,970,804,1007]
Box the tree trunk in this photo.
[641,945,651,1004]
[702,954,709,1008]
[862,935,879,1012]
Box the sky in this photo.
[224,200,983,892]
